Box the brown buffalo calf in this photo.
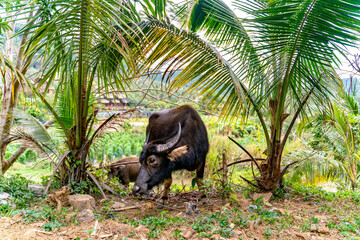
[108,157,141,186]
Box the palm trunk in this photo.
[0,11,35,174]
[258,126,282,191]
[0,78,21,174]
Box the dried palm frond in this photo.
[11,128,57,164]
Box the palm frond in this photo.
[10,128,57,164]
[284,150,349,186]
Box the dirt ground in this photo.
[0,189,359,240]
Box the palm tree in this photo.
[16,0,143,187]
[0,2,38,175]
[134,0,360,191]
[295,89,360,189]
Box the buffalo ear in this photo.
[168,145,188,162]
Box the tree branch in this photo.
[280,74,322,155]
[44,151,71,195]
[228,136,261,172]
[86,170,107,200]
[215,158,265,172]
[2,145,27,172]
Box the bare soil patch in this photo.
[0,190,359,240]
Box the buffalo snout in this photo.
[132,183,148,195]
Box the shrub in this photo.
[0,174,36,208]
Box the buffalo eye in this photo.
[147,156,159,167]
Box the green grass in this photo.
[5,160,53,183]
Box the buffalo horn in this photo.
[144,126,152,145]
[155,122,182,153]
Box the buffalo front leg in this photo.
[161,177,172,201]
[196,163,206,199]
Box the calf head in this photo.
[132,123,187,195]
[107,168,117,180]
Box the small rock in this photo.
[23,229,37,240]
[28,184,45,197]
[183,229,196,239]
[253,192,273,203]
[0,192,15,208]
[69,194,96,211]
[0,192,11,200]
[110,201,125,210]
[76,209,95,223]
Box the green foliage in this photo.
[232,214,248,228]
[192,210,234,238]
[138,0,360,190]
[0,203,13,216]
[90,168,128,197]
[89,130,145,162]
[289,183,360,203]
[4,143,37,163]
[42,220,62,231]
[124,211,186,238]
[26,105,48,122]
[0,175,36,208]
[295,89,360,188]
[22,205,66,231]
[41,175,62,190]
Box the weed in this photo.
[173,229,183,239]
[233,214,248,228]
[265,227,273,236]
[0,203,13,216]
[42,220,62,231]
[0,174,36,208]
[311,216,320,224]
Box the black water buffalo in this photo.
[132,105,209,200]
[108,157,141,186]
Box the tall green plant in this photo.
[296,89,360,188]
[133,0,360,190]
[18,0,143,186]
[0,1,39,174]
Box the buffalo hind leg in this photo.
[161,177,172,203]
[196,162,206,199]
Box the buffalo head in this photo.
[132,122,187,195]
